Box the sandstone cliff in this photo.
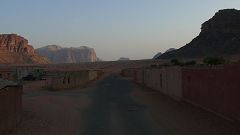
[0,34,49,64]
[158,9,240,59]
[36,45,98,63]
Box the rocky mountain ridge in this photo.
[158,9,240,59]
[37,45,98,63]
[0,34,49,64]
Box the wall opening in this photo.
[63,76,66,84]
[68,76,70,84]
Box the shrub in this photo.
[184,60,196,66]
[170,59,180,65]
[203,57,225,65]
[150,64,158,68]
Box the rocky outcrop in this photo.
[201,9,240,34]
[165,48,176,53]
[153,52,162,59]
[0,34,49,64]
[36,45,98,63]
[158,9,240,59]
[0,34,35,55]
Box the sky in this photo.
[0,0,240,61]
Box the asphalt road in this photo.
[80,74,168,135]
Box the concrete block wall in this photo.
[182,65,240,121]
[142,67,182,101]
[166,67,182,101]
[46,70,101,90]
[121,68,136,78]
[143,69,161,91]
[135,69,144,84]
[122,64,240,121]
[122,67,182,101]
[0,86,22,134]
[89,70,99,81]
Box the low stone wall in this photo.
[45,70,101,90]
[0,85,22,134]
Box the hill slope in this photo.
[158,9,240,59]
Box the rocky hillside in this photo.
[165,48,176,53]
[158,9,240,59]
[0,34,49,64]
[153,52,162,59]
[36,45,98,63]
[153,48,176,59]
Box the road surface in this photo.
[80,74,168,135]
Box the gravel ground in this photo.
[7,81,92,135]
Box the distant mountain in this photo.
[165,48,176,53]
[36,45,98,63]
[0,34,49,64]
[118,57,130,61]
[158,9,240,59]
[153,48,176,59]
[153,52,162,59]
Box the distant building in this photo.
[15,65,46,80]
[0,66,15,80]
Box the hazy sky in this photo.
[0,0,240,61]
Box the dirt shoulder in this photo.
[132,84,240,135]
[7,81,94,135]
